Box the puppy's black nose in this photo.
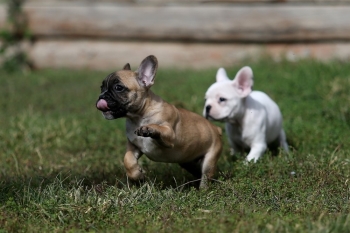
[206,105,211,113]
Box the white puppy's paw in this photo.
[245,154,259,163]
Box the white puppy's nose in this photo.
[205,105,212,114]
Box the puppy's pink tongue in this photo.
[96,99,109,111]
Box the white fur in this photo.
[203,66,289,162]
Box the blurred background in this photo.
[1,0,350,71]
[1,2,350,231]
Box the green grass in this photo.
[0,59,350,232]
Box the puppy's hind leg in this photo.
[225,123,239,156]
[199,143,222,189]
[279,129,289,153]
[179,157,203,179]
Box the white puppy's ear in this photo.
[137,55,158,88]
[216,68,230,82]
[232,66,253,97]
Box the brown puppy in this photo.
[96,55,222,188]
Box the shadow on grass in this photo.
[0,162,205,199]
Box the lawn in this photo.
[0,59,350,232]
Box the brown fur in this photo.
[97,55,222,188]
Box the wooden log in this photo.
[24,0,350,4]
[22,4,350,42]
[27,40,350,70]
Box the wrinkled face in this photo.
[96,55,158,120]
[96,70,143,120]
[203,81,243,121]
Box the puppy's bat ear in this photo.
[137,55,158,88]
[123,63,131,70]
[216,68,230,82]
[232,66,254,97]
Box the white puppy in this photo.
[203,66,289,162]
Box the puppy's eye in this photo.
[219,97,227,102]
[115,84,125,92]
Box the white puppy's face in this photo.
[203,66,254,121]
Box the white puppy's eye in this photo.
[219,97,227,102]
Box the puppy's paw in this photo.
[134,126,159,138]
[127,167,146,180]
[245,155,258,164]
[243,159,251,166]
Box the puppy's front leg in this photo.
[246,143,267,163]
[124,140,145,180]
[279,129,289,153]
[225,123,241,156]
[134,124,175,148]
